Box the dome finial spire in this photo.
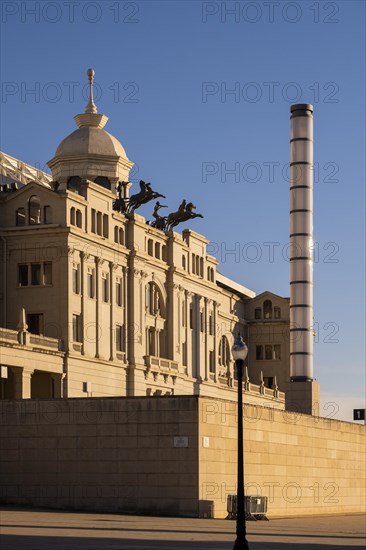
[85,68,97,114]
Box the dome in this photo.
[55,126,126,159]
[48,69,134,187]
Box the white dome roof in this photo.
[55,126,126,159]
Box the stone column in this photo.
[14,368,34,399]
[95,257,103,358]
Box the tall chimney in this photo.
[289,104,314,382]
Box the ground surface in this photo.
[0,508,365,549]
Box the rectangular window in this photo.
[97,212,102,236]
[189,305,194,329]
[256,345,263,360]
[31,264,41,286]
[27,313,44,335]
[182,341,187,366]
[273,344,281,360]
[16,208,26,226]
[116,278,122,306]
[72,314,82,342]
[18,264,28,286]
[255,308,261,319]
[72,264,80,294]
[102,273,109,302]
[44,206,52,224]
[103,214,109,238]
[43,262,52,285]
[265,345,272,360]
[87,269,95,298]
[91,209,96,233]
[274,307,281,319]
[209,350,215,373]
[116,324,124,352]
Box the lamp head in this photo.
[232,333,248,362]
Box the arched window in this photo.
[94,176,111,190]
[218,336,231,367]
[119,228,124,245]
[263,300,273,319]
[76,209,82,228]
[67,176,82,192]
[29,196,41,225]
[70,207,75,225]
[147,239,153,256]
[16,207,26,226]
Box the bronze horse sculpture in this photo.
[127,181,166,214]
[164,200,203,232]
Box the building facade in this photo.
[0,74,291,405]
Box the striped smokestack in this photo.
[290,104,314,382]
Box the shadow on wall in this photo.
[1,534,366,549]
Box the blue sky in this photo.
[0,0,365,421]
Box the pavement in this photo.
[0,508,365,549]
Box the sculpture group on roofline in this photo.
[113,180,203,232]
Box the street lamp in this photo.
[231,333,250,550]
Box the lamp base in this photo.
[232,538,250,549]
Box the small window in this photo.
[43,262,52,285]
[27,313,44,335]
[44,205,52,224]
[189,303,194,329]
[274,307,281,319]
[119,228,124,245]
[76,209,82,229]
[116,278,122,306]
[182,255,186,270]
[255,308,262,320]
[72,264,80,294]
[265,345,272,360]
[192,254,196,274]
[148,239,153,256]
[182,341,187,366]
[18,264,28,286]
[116,324,124,352]
[114,226,119,243]
[16,207,26,226]
[162,245,167,262]
[200,257,203,277]
[263,300,273,319]
[70,207,75,225]
[97,212,102,236]
[196,256,200,276]
[209,350,215,373]
[72,314,82,342]
[87,269,95,298]
[31,264,41,286]
[256,345,263,360]
[273,344,281,360]
[91,209,96,233]
[218,336,231,367]
[155,242,160,259]
[103,214,108,238]
[29,196,41,225]
[102,273,109,302]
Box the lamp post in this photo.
[231,333,250,550]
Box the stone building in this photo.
[0,72,290,405]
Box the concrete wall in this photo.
[0,396,364,518]
[199,397,366,517]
